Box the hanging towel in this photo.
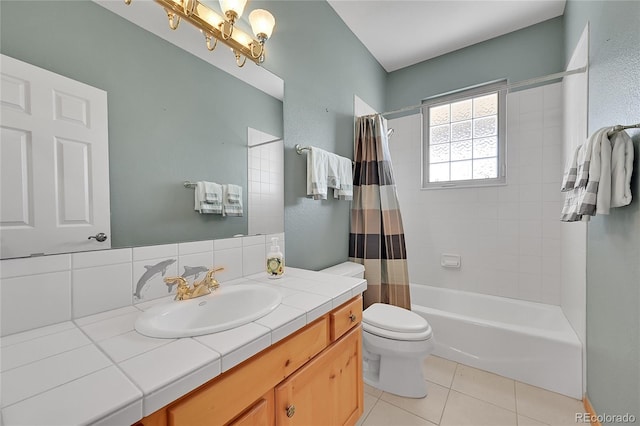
[334,156,353,200]
[595,128,613,215]
[560,127,611,222]
[326,152,341,191]
[610,130,634,208]
[560,145,581,192]
[561,143,588,222]
[306,147,329,200]
[195,181,222,214]
[203,181,222,204]
[223,184,243,217]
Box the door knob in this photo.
[88,233,108,242]
[349,313,357,322]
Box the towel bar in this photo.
[295,144,309,155]
[295,144,355,165]
[608,123,640,136]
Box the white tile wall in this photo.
[211,237,244,282]
[1,270,72,336]
[73,263,133,318]
[243,234,266,276]
[248,139,284,235]
[0,234,284,337]
[389,83,564,304]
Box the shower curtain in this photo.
[349,114,411,310]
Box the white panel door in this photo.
[0,54,110,258]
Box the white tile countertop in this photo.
[0,268,366,426]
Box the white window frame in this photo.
[422,80,507,189]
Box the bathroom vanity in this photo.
[136,296,363,426]
[0,268,366,426]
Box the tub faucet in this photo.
[164,267,224,301]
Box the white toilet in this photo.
[321,262,435,398]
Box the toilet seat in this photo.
[363,303,433,341]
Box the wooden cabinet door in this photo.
[274,326,363,426]
[168,318,329,426]
[228,390,274,426]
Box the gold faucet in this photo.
[164,267,224,301]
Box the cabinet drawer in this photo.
[168,317,329,426]
[330,296,362,341]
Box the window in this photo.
[423,81,506,188]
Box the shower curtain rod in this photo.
[378,66,588,118]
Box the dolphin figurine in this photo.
[133,258,176,299]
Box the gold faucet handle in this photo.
[164,276,190,300]
[164,276,188,286]
[205,267,224,290]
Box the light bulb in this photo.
[249,9,275,40]
[219,0,247,19]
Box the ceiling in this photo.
[327,0,566,72]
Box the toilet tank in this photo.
[321,261,365,278]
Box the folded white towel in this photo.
[195,181,222,214]
[223,184,243,217]
[203,181,222,203]
[610,130,634,208]
[334,156,353,200]
[595,128,612,215]
[307,147,329,200]
[326,152,341,190]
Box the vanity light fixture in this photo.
[124,0,275,67]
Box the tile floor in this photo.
[357,356,585,426]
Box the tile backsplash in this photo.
[0,233,284,337]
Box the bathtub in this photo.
[411,284,582,399]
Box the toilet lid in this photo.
[363,321,432,341]
[363,303,432,338]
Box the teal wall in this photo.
[386,17,565,111]
[0,1,283,248]
[255,0,388,269]
[564,1,640,421]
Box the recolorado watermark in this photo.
[576,412,636,423]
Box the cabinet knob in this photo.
[349,313,357,322]
[286,404,296,418]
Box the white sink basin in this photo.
[135,284,282,338]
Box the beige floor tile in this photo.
[380,380,450,424]
[518,414,550,425]
[365,383,383,398]
[451,364,516,411]
[362,400,437,426]
[515,382,584,426]
[422,355,457,388]
[440,390,518,426]
[356,393,380,426]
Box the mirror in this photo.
[0,0,284,259]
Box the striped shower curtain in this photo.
[349,114,411,310]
